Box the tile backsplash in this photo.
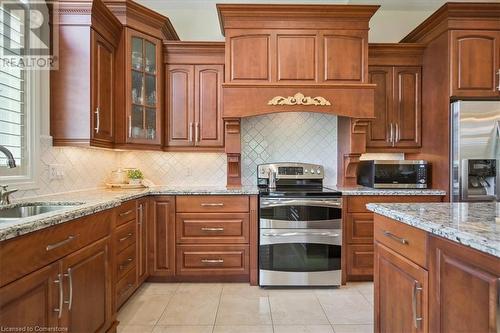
[10,112,338,199]
[241,112,338,185]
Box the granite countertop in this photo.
[329,185,446,196]
[366,202,500,258]
[0,186,260,242]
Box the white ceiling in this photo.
[136,0,498,42]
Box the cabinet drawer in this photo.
[176,213,249,244]
[347,244,374,277]
[116,267,137,309]
[176,196,249,213]
[116,200,136,226]
[374,214,427,268]
[115,220,136,253]
[347,195,442,213]
[346,213,374,244]
[176,245,249,277]
[0,210,112,287]
[116,243,136,281]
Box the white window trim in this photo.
[0,68,43,190]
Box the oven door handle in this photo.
[262,232,340,237]
[261,199,342,208]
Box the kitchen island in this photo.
[367,202,499,333]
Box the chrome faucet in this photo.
[0,185,18,205]
[0,145,16,168]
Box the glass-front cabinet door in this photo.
[127,30,162,145]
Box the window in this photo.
[0,1,40,189]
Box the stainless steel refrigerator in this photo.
[451,101,500,202]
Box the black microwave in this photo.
[357,160,430,189]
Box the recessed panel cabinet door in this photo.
[60,237,112,333]
[323,31,366,83]
[451,30,500,97]
[228,34,270,82]
[429,236,500,333]
[0,263,60,328]
[195,65,224,147]
[167,65,195,147]
[137,199,149,284]
[367,66,393,148]
[149,196,176,277]
[393,67,421,148]
[375,242,428,333]
[92,31,114,145]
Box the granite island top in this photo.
[366,202,500,258]
[0,185,447,242]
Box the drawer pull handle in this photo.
[119,209,134,217]
[412,280,423,328]
[200,203,224,207]
[201,227,224,232]
[119,233,133,242]
[201,259,224,264]
[46,235,76,251]
[121,283,134,295]
[383,231,408,245]
[119,258,134,270]
[53,274,64,319]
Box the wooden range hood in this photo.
[217,4,379,119]
[217,4,380,187]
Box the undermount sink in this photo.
[0,204,81,221]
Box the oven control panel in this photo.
[258,163,324,180]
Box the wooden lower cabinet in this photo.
[0,263,60,328]
[344,195,443,281]
[374,241,428,333]
[429,235,500,333]
[61,237,112,333]
[149,196,176,279]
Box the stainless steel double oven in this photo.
[258,163,342,287]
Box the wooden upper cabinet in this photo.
[367,66,393,147]
[125,30,163,146]
[167,65,195,146]
[394,67,421,148]
[229,35,270,82]
[451,30,500,98]
[92,31,115,145]
[195,65,224,147]
[51,1,122,148]
[165,42,225,150]
[323,31,366,83]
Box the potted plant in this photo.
[127,169,144,185]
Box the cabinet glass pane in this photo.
[131,37,143,71]
[131,105,144,139]
[145,74,156,106]
[145,41,156,74]
[145,108,156,140]
[132,71,143,104]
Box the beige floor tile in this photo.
[216,294,272,325]
[318,292,373,325]
[213,325,273,333]
[158,293,220,325]
[152,326,213,333]
[222,283,268,297]
[274,325,334,333]
[117,325,154,333]
[118,293,173,325]
[267,288,322,296]
[332,324,374,333]
[269,294,329,325]
[176,283,223,297]
[137,283,181,296]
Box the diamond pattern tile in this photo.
[241,112,338,185]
